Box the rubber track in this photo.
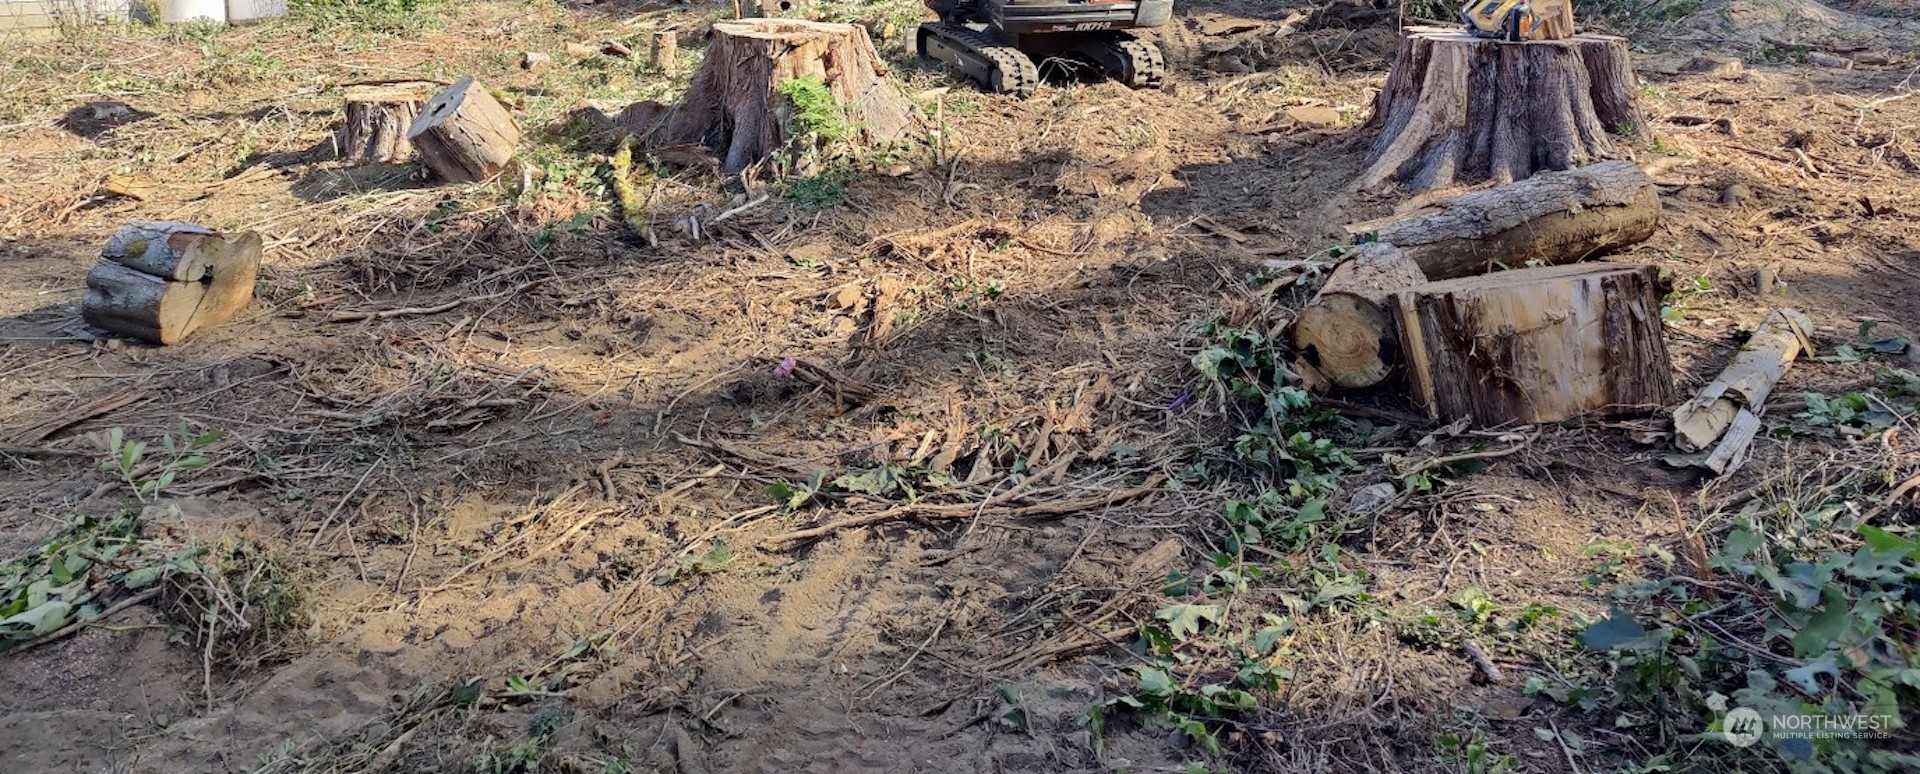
[1111,33,1167,89]
[928,23,1040,98]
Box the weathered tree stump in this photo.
[1392,263,1675,425]
[407,77,522,183]
[650,30,678,69]
[1291,243,1430,390]
[1346,160,1659,280]
[1359,28,1646,193]
[335,82,433,164]
[82,222,263,345]
[662,19,919,174]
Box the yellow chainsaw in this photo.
[1460,0,1574,41]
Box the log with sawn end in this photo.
[1345,160,1660,281]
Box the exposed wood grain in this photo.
[1394,263,1676,424]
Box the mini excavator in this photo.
[918,1,1173,97]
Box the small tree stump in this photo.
[407,77,522,183]
[663,19,919,174]
[335,82,433,164]
[82,221,264,345]
[650,30,678,69]
[1393,263,1675,425]
[1359,28,1647,193]
[1346,160,1659,280]
[1291,243,1430,390]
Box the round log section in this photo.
[407,77,522,183]
[1358,28,1647,193]
[81,221,264,345]
[1290,243,1430,390]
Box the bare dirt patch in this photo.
[2,1,1917,772]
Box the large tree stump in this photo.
[335,82,434,163]
[407,77,522,183]
[1291,243,1430,390]
[1346,160,1659,280]
[82,222,263,345]
[662,19,919,174]
[1359,28,1647,193]
[1392,263,1675,425]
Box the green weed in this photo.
[291,0,443,34]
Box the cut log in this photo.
[82,222,263,345]
[662,19,919,174]
[1359,27,1647,193]
[335,82,434,164]
[1672,308,1813,452]
[1290,243,1430,390]
[407,77,522,183]
[101,220,217,281]
[1393,263,1676,425]
[1345,160,1659,281]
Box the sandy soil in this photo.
[1,1,1916,772]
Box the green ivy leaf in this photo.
[1136,666,1173,697]
[1156,604,1224,641]
[1579,607,1650,652]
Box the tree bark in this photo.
[1359,28,1646,193]
[1345,160,1659,280]
[650,30,678,69]
[407,77,522,183]
[336,82,433,163]
[663,19,920,174]
[1393,263,1676,425]
[1672,308,1813,452]
[1290,243,1430,390]
[82,222,263,345]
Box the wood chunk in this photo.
[661,20,919,174]
[1672,309,1813,452]
[1359,28,1647,193]
[650,30,678,69]
[1346,160,1659,281]
[102,220,217,280]
[82,222,263,345]
[336,82,434,164]
[1290,243,1429,389]
[1392,263,1676,425]
[407,77,522,183]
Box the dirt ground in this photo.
[2,1,1918,772]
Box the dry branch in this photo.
[1671,309,1814,472]
[764,474,1166,547]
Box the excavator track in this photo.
[917,22,1041,98]
[1104,33,1167,89]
